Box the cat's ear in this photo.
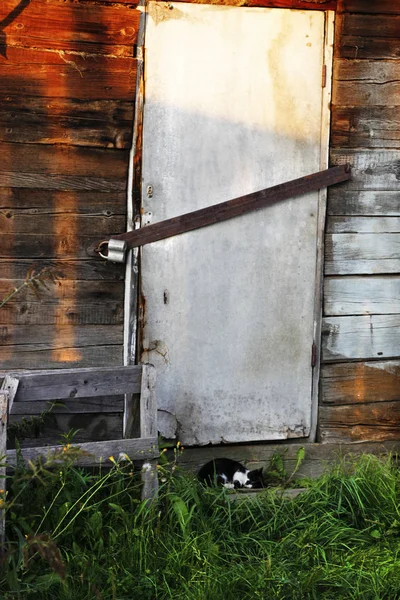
[251,468,263,476]
[249,468,264,488]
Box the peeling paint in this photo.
[158,409,178,439]
[148,2,188,26]
[142,339,169,364]
[364,360,400,377]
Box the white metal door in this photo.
[140,3,332,445]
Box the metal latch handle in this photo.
[97,239,127,263]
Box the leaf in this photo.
[285,447,306,485]
[293,447,306,475]
[170,494,191,535]
[89,510,103,534]
[132,527,141,537]
[35,573,63,590]
[159,452,169,466]
[109,502,126,516]
[370,529,381,539]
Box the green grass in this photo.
[2,451,400,599]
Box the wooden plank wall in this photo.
[320,0,400,443]
[3,0,399,450]
[0,0,140,443]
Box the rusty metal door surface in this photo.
[140,3,332,445]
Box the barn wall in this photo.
[320,0,400,442]
[0,0,140,442]
[2,0,400,449]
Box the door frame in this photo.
[310,10,335,441]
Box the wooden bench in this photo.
[0,364,159,543]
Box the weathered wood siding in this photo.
[0,0,139,442]
[2,0,398,449]
[320,0,400,442]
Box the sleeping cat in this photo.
[198,458,264,489]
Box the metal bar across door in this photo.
[98,164,350,262]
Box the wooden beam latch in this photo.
[97,164,351,264]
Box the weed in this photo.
[0,265,60,309]
[1,452,400,598]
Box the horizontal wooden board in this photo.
[326,259,400,276]
[327,217,400,233]
[340,14,400,38]
[0,279,124,304]
[0,344,123,369]
[77,0,138,4]
[10,397,124,415]
[0,144,128,192]
[328,190,400,216]
[0,301,124,326]
[0,188,126,214]
[1,213,125,235]
[0,259,125,281]
[244,0,336,7]
[321,360,400,405]
[179,0,337,8]
[322,315,400,362]
[8,413,123,447]
[0,47,137,100]
[0,96,134,148]
[341,0,400,14]
[325,233,400,275]
[331,107,400,148]
[0,278,124,325]
[6,437,159,467]
[336,14,400,60]
[6,365,142,401]
[320,425,400,444]
[0,0,140,56]
[320,402,400,443]
[324,276,400,315]
[0,233,113,259]
[330,149,400,191]
[0,95,134,121]
[0,141,129,177]
[0,172,126,191]
[338,37,400,61]
[78,0,139,3]
[333,60,400,106]
[0,324,123,347]
[173,441,400,480]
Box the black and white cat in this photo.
[198,458,264,489]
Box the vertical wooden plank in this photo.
[0,391,8,549]
[123,5,146,440]
[0,376,18,548]
[123,391,140,439]
[140,364,158,499]
[123,4,146,366]
[140,364,157,438]
[1,376,19,416]
[310,10,335,442]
